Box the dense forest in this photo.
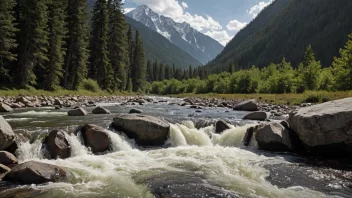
[207,0,352,72]
[0,0,149,92]
[147,35,352,95]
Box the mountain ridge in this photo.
[126,5,224,64]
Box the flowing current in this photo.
[0,98,351,198]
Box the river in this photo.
[0,97,351,198]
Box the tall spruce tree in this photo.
[132,30,146,91]
[146,60,152,81]
[16,0,49,88]
[45,0,67,90]
[159,63,165,81]
[89,0,112,90]
[107,0,128,91]
[299,45,321,90]
[64,0,89,90]
[332,33,352,90]
[126,25,134,88]
[0,0,18,85]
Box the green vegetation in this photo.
[147,36,352,100]
[0,0,147,94]
[208,0,352,71]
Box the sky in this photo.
[123,0,274,46]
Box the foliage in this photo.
[79,78,100,92]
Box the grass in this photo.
[0,87,137,97]
[171,91,352,105]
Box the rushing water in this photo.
[0,97,351,198]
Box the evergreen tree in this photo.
[132,30,146,91]
[189,65,193,78]
[64,0,89,90]
[108,0,128,91]
[153,60,159,81]
[89,0,112,90]
[45,0,67,90]
[146,60,152,81]
[16,0,49,88]
[0,0,18,85]
[300,45,321,90]
[159,63,165,81]
[332,33,352,90]
[165,65,170,80]
[126,25,134,87]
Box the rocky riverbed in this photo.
[0,96,351,198]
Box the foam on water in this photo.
[11,110,67,116]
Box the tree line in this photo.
[147,34,352,95]
[0,0,147,92]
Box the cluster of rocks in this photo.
[0,95,143,112]
[215,98,352,157]
[181,97,299,117]
[0,111,170,185]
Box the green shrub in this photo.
[79,79,100,92]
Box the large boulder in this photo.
[92,106,111,114]
[0,164,10,174]
[113,114,170,146]
[68,107,88,116]
[215,120,231,134]
[0,116,15,150]
[0,151,18,166]
[255,122,293,151]
[289,98,352,156]
[43,130,71,159]
[3,161,67,184]
[233,100,259,111]
[243,111,270,121]
[5,131,30,155]
[0,103,13,112]
[80,124,110,153]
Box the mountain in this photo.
[208,0,352,70]
[126,16,201,68]
[126,5,224,64]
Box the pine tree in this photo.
[146,60,152,81]
[89,0,112,90]
[0,0,18,85]
[332,33,352,90]
[126,25,134,87]
[64,0,89,90]
[153,60,159,81]
[165,65,170,80]
[108,0,128,91]
[159,63,165,81]
[16,0,49,88]
[189,65,193,78]
[45,0,67,90]
[132,30,146,91]
[300,45,321,90]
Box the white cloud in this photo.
[124,7,136,13]
[128,0,225,43]
[204,30,233,46]
[226,20,247,32]
[247,0,274,18]
[181,2,188,9]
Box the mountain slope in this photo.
[126,16,201,68]
[127,5,224,64]
[208,0,352,70]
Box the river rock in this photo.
[113,114,170,146]
[0,116,15,150]
[81,124,110,153]
[243,111,270,121]
[44,130,71,159]
[0,103,13,112]
[92,106,111,114]
[129,108,143,114]
[15,97,30,105]
[289,98,352,156]
[255,122,293,151]
[3,161,67,184]
[0,151,18,166]
[233,100,259,111]
[67,107,88,116]
[215,120,230,134]
[0,164,10,174]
